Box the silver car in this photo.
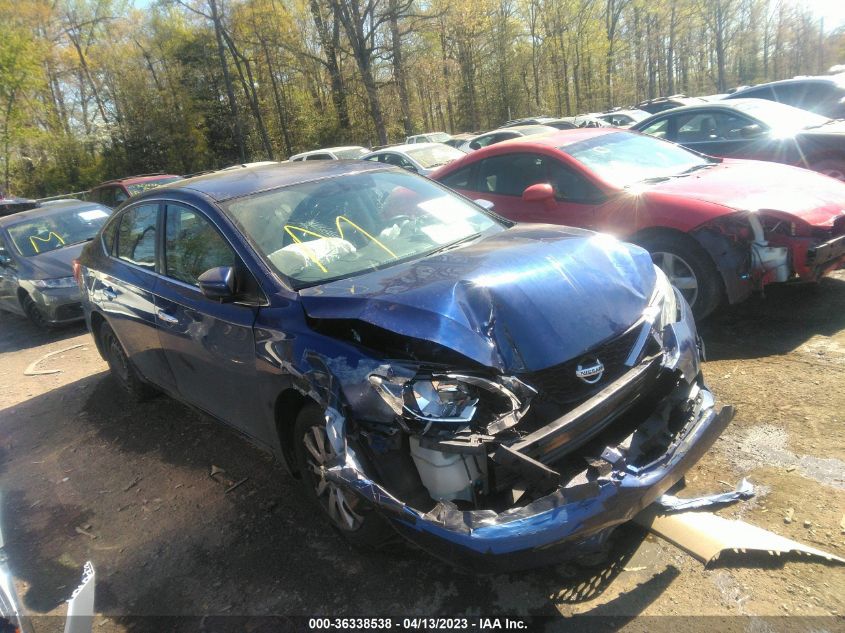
[361,142,465,175]
[0,200,111,328]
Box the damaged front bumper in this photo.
[330,377,732,571]
[324,292,734,572]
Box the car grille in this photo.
[519,323,660,425]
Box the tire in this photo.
[99,322,157,402]
[21,293,50,329]
[293,403,393,548]
[809,158,845,182]
[635,233,723,320]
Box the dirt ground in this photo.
[1,272,844,632]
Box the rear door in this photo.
[98,201,174,387]
[154,202,264,435]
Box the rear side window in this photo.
[306,153,333,161]
[102,217,119,254]
[116,203,158,269]
[164,205,236,286]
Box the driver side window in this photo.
[164,205,237,286]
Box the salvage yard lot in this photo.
[1,273,844,627]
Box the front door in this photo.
[154,202,264,438]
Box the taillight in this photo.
[72,259,83,289]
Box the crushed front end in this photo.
[319,270,734,572]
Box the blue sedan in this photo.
[76,161,732,571]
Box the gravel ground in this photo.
[1,273,844,632]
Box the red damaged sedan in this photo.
[431,128,845,317]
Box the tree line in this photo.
[1,0,843,197]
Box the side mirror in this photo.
[740,124,765,139]
[474,198,495,211]
[522,183,555,203]
[198,266,236,301]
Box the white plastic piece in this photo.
[409,436,483,502]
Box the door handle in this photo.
[103,287,117,301]
[156,309,179,324]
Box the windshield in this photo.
[406,144,465,168]
[334,147,369,159]
[225,170,502,288]
[126,176,182,196]
[565,131,710,187]
[517,125,556,136]
[729,99,830,130]
[7,205,111,256]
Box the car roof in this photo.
[370,142,446,153]
[0,199,109,227]
[292,146,366,156]
[734,75,845,90]
[144,160,390,203]
[633,98,776,120]
[93,174,181,187]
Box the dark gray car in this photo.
[0,200,111,327]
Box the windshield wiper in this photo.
[680,163,717,174]
[425,232,483,257]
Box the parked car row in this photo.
[6,80,844,571]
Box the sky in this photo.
[798,0,845,32]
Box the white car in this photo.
[361,143,465,175]
[460,124,558,151]
[405,132,451,144]
[287,146,369,161]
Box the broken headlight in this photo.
[369,372,535,435]
[651,266,680,330]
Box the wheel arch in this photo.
[89,310,108,360]
[274,387,316,477]
[629,225,732,316]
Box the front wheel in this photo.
[293,404,393,548]
[635,233,723,320]
[22,294,50,329]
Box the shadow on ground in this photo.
[0,312,86,354]
[0,373,672,620]
[700,275,845,361]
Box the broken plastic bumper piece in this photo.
[328,376,734,571]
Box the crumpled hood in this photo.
[300,225,656,373]
[19,242,85,280]
[648,160,845,228]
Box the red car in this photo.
[431,128,845,317]
[88,173,182,208]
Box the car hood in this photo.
[647,160,845,228]
[20,242,85,279]
[300,225,656,373]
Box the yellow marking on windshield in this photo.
[335,216,397,258]
[283,225,330,273]
[30,232,65,254]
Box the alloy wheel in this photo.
[651,251,699,307]
[302,425,363,531]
